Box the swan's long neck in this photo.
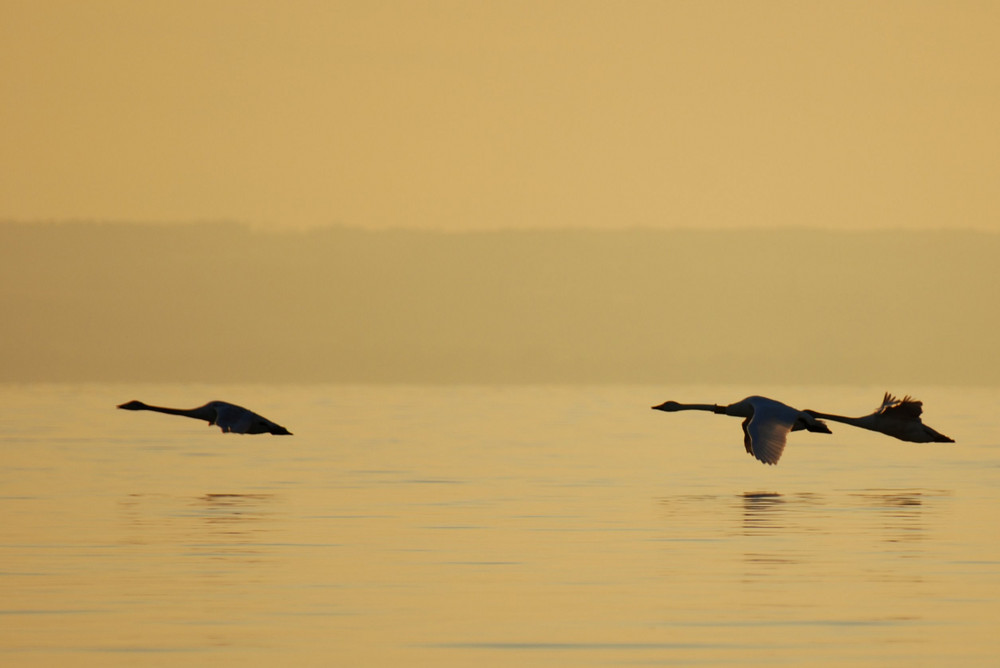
[140,404,216,423]
[805,410,867,428]
[676,403,727,414]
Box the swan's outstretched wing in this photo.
[878,392,923,420]
[208,401,291,435]
[741,404,795,465]
[209,402,249,433]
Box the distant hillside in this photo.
[1,222,997,384]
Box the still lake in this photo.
[1,383,998,666]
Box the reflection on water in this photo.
[117,492,280,574]
[849,489,948,546]
[193,493,275,532]
[0,384,998,666]
[659,488,947,576]
[731,489,947,583]
[742,490,797,534]
[738,489,944,540]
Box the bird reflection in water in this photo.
[189,493,275,555]
[737,489,948,580]
[740,491,824,536]
[118,492,276,559]
[741,491,786,533]
[849,489,948,546]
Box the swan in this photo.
[117,400,292,435]
[805,392,953,443]
[651,395,831,465]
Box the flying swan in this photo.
[117,400,292,435]
[805,392,953,443]
[652,395,831,465]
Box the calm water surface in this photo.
[1,384,998,666]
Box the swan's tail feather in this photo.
[806,420,832,434]
[923,427,954,443]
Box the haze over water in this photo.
[2,383,997,666]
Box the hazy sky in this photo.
[2,1,998,231]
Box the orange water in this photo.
[1,384,996,666]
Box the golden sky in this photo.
[2,1,998,231]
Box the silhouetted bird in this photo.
[805,392,953,443]
[117,400,292,435]
[652,395,831,465]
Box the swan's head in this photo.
[117,400,148,411]
[651,401,682,412]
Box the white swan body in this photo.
[117,400,292,435]
[652,395,831,465]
